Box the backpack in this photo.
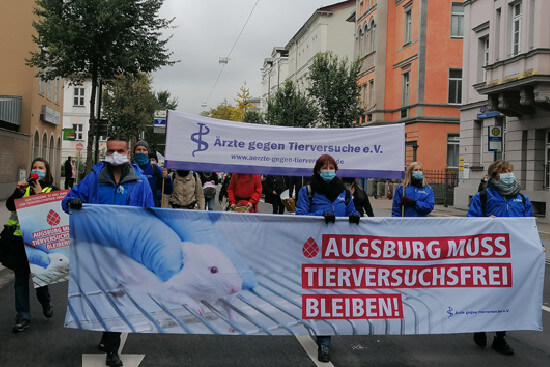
[478,188,526,217]
[203,182,217,199]
[305,184,350,208]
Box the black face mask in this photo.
[177,170,190,177]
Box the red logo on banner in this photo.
[46,209,61,226]
[302,237,319,258]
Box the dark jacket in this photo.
[263,175,288,204]
[289,176,308,197]
[351,184,375,217]
[198,172,219,187]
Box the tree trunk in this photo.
[85,67,98,175]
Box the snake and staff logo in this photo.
[190,122,210,157]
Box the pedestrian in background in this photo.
[467,159,543,356]
[342,177,375,217]
[169,170,205,210]
[64,156,76,189]
[3,158,57,333]
[289,175,308,198]
[133,140,172,207]
[392,162,434,217]
[198,171,219,210]
[263,175,288,214]
[227,173,262,213]
[62,135,154,367]
[295,154,360,363]
[218,173,232,210]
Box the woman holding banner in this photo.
[227,173,262,213]
[391,162,434,218]
[295,154,360,363]
[467,160,537,356]
[3,158,57,333]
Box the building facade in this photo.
[260,0,356,113]
[0,0,64,197]
[354,0,464,171]
[62,80,106,176]
[455,0,550,222]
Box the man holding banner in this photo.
[62,135,154,367]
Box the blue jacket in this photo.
[62,162,154,213]
[136,162,173,207]
[467,184,532,218]
[295,186,359,217]
[392,185,435,217]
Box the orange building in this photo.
[352,0,463,171]
[0,0,64,197]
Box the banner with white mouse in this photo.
[164,110,405,179]
[15,190,70,288]
[64,205,545,335]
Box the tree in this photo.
[155,90,178,110]
[265,79,318,127]
[307,52,362,128]
[234,82,254,121]
[243,110,264,124]
[27,0,175,173]
[206,100,242,121]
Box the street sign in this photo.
[75,143,84,151]
[488,126,502,152]
[154,110,167,126]
[63,129,75,141]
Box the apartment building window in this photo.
[363,84,368,110]
[404,10,412,45]
[511,1,522,56]
[368,80,374,110]
[74,87,85,106]
[365,25,370,54]
[483,37,489,81]
[359,28,364,57]
[402,72,410,107]
[447,134,460,168]
[47,80,54,101]
[33,131,40,161]
[450,3,464,37]
[73,123,83,140]
[371,20,376,51]
[545,130,550,189]
[54,78,60,104]
[448,68,462,104]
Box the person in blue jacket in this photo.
[295,154,360,363]
[392,162,434,217]
[133,140,172,207]
[62,135,154,367]
[467,160,532,356]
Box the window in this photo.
[363,84,368,110]
[404,10,412,44]
[545,130,550,189]
[511,2,522,55]
[450,3,464,37]
[448,68,462,104]
[402,72,410,107]
[371,21,376,51]
[359,28,364,57]
[368,80,374,110]
[33,131,40,160]
[482,37,490,81]
[447,134,460,168]
[54,78,60,104]
[365,25,370,54]
[42,132,48,159]
[73,123,83,140]
[74,87,85,106]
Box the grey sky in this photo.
[151,0,341,115]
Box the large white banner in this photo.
[65,205,544,335]
[165,111,405,178]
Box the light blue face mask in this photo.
[499,172,515,185]
[30,170,46,180]
[412,171,423,180]
[320,171,336,182]
[134,152,150,166]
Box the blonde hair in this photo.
[402,162,429,187]
[487,160,514,180]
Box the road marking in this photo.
[543,305,550,313]
[295,335,335,367]
[82,333,145,367]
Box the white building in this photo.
[62,80,106,172]
[260,0,356,113]
[455,0,550,222]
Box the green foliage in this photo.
[102,73,157,142]
[27,0,176,172]
[155,90,178,110]
[265,79,318,127]
[243,110,264,124]
[307,52,362,128]
[205,101,242,121]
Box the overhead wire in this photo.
[204,0,260,107]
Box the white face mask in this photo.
[104,151,129,166]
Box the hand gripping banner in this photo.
[164,111,405,178]
[65,205,544,335]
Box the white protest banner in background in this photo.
[15,190,70,287]
[65,206,544,335]
[165,111,405,178]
